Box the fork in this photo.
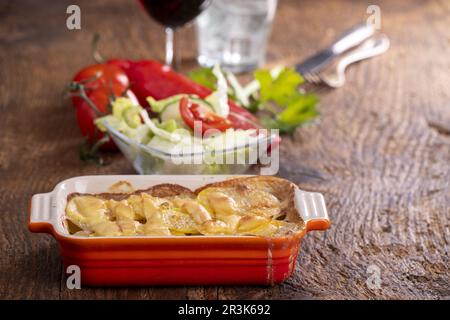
[303,34,390,88]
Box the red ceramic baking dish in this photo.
[29,175,330,286]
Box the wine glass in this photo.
[138,0,211,67]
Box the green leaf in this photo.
[259,93,319,134]
[254,67,317,132]
[254,67,304,105]
[253,69,272,102]
[278,93,319,125]
[188,67,217,90]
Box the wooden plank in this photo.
[0,0,448,299]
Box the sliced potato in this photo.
[166,210,199,235]
[237,215,277,236]
[198,220,230,235]
[66,196,109,230]
[65,176,304,237]
[90,221,121,237]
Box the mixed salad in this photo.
[68,44,318,164]
[94,65,268,157]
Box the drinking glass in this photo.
[196,0,278,73]
[138,0,211,67]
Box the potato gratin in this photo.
[65,176,305,237]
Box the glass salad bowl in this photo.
[104,119,278,175]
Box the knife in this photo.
[296,23,376,76]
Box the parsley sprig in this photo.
[188,66,319,134]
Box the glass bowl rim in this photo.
[104,122,277,159]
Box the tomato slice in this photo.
[179,97,231,134]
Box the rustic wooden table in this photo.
[0,0,449,300]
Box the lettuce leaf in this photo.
[205,65,229,117]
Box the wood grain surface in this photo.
[0,0,449,300]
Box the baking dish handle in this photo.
[294,188,330,232]
[28,192,55,234]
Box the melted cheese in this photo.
[197,187,282,218]
[65,186,299,237]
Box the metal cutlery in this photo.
[303,34,390,88]
[295,23,376,76]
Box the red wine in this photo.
[139,0,210,29]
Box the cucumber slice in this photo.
[147,95,184,113]
[157,95,208,114]
[159,97,213,127]
[160,102,183,125]
[147,94,201,113]
[158,119,177,133]
[123,107,141,128]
